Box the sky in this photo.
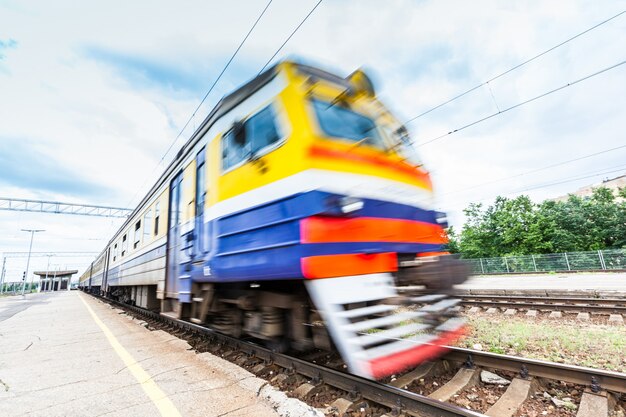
[0,0,625,283]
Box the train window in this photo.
[154,202,160,236]
[143,209,152,241]
[121,234,127,257]
[177,179,183,225]
[222,104,282,171]
[113,243,118,261]
[133,221,141,249]
[311,99,384,149]
[196,161,206,216]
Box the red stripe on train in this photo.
[301,252,397,279]
[300,216,447,245]
[308,144,432,189]
[366,326,466,379]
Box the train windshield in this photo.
[312,99,385,149]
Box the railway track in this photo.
[87,292,626,417]
[459,294,626,319]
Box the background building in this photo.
[35,270,77,291]
[552,173,625,202]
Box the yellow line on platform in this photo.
[78,293,182,417]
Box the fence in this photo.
[465,249,626,275]
[0,282,39,295]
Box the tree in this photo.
[453,187,625,258]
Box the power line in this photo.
[443,164,626,210]
[258,0,324,74]
[405,10,625,124]
[157,0,274,167]
[417,59,626,147]
[440,144,626,197]
[126,0,324,212]
[126,0,274,208]
[515,165,626,194]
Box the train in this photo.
[79,60,468,379]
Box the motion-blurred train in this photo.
[79,60,468,379]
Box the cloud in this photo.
[81,45,212,96]
[0,0,624,264]
[80,45,260,101]
[0,137,113,198]
[0,38,17,59]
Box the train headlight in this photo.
[435,211,448,228]
[340,197,364,214]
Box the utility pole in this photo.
[0,256,6,294]
[20,229,45,297]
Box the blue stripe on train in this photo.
[191,241,444,283]
[217,191,437,238]
[179,190,445,284]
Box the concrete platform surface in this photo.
[0,291,299,417]
[456,272,626,291]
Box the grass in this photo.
[456,315,626,372]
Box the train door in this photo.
[194,148,206,258]
[102,247,110,295]
[166,172,183,297]
[88,262,94,291]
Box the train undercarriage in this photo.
[96,254,468,379]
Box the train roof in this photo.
[101,60,355,258]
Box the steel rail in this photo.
[460,295,626,313]
[462,295,626,305]
[444,346,626,394]
[88,293,482,417]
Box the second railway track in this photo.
[87,292,626,417]
[459,294,626,317]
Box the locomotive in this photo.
[79,60,468,379]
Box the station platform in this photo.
[0,291,301,417]
[457,271,626,291]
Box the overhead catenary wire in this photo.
[125,0,274,209]
[440,144,626,197]
[417,59,626,147]
[258,0,324,74]
[405,10,625,124]
[127,0,324,212]
[517,165,626,194]
[442,164,626,211]
[157,0,275,167]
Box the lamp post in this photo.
[20,229,44,297]
[43,254,55,292]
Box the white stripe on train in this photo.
[204,169,435,222]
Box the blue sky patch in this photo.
[81,45,259,100]
[0,38,17,59]
[0,137,113,199]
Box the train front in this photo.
[290,64,469,379]
[203,61,469,380]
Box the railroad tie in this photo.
[428,367,479,402]
[577,312,590,321]
[293,382,323,400]
[548,311,563,319]
[485,377,536,417]
[330,397,355,416]
[576,391,609,417]
[389,362,436,388]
